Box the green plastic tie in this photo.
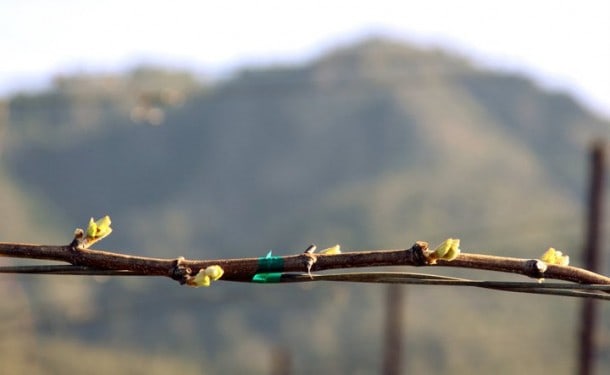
[252,251,285,283]
[256,250,284,273]
[252,272,283,283]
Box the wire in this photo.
[0,265,147,276]
[279,271,610,300]
[3,265,610,300]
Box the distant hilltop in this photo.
[3,37,609,252]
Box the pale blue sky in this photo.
[2,0,609,118]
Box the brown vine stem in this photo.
[1,240,609,286]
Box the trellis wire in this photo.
[2,265,609,300]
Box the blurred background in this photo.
[1,1,610,374]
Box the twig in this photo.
[1,241,610,288]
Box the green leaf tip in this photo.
[78,215,113,248]
[429,238,461,263]
[319,244,341,255]
[186,265,225,287]
[539,247,570,266]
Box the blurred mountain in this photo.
[2,38,610,374]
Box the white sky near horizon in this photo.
[1,0,609,119]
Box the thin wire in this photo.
[279,272,610,300]
[3,265,610,300]
[0,265,147,276]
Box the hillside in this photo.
[1,38,610,374]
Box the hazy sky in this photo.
[2,0,609,118]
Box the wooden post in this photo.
[270,345,291,375]
[578,141,605,375]
[383,284,404,375]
